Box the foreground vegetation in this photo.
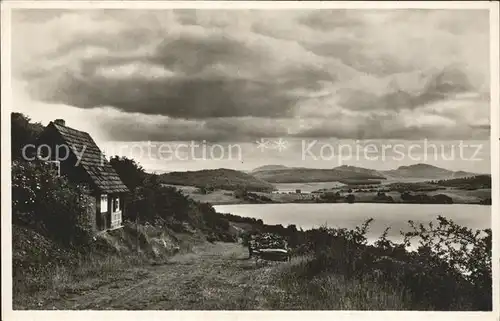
[11,113,239,307]
[13,215,492,310]
[11,112,492,310]
[260,218,491,310]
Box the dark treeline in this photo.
[427,175,491,189]
[400,192,454,204]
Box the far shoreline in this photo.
[161,182,492,207]
[210,200,492,206]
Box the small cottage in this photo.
[36,119,129,232]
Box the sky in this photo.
[11,9,492,173]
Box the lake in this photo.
[214,203,491,245]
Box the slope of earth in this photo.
[26,241,411,310]
[31,242,282,310]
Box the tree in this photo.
[109,156,147,191]
[431,194,453,204]
[286,224,300,248]
[401,191,412,201]
[345,194,355,204]
[11,112,44,160]
[234,188,248,199]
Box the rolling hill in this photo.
[380,163,477,180]
[158,164,483,190]
[158,168,276,192]
[252,165,289,173]
[252,166,386,183]
[252,163,481,183]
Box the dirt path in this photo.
[43,242,284,310]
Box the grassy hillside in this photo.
[253,167,385,183]
[382,163,476,180]
[333,165,384,177]
[252,165,289,172]
[158,168,276,192]
[427,175,491,189]
[251,163,480,184]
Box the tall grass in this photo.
[267,216,491,311]
[267,257,412,310]
[13,251,151,309]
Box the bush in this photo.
[109,156,147,191]
[11,113,44,160]
[123,172,235,241]
[373,192,394,203]
[12,160,93,246]
[402,216,491,309]
[288,216,491,310]
[345,194,355,203]
[320,191,340,202]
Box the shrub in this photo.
[12,160,93,246]
[402,216,491,309]
[291,216,492,310]
[11,113,44,160]
[109,156,147,191]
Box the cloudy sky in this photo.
[11,9,491,172]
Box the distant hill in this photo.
[158,164,483,189]
[158,168,276,192]
[252,163,481,183]
[452,170,475,178]
[333,165,384,177]
[252,166,385,183]
[252,165,289,173]
[381,163,477,180]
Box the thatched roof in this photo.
[47,121,129,194]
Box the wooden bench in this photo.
[249,244,290,262]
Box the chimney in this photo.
[54,119,66,126]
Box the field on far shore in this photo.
[273,182,346,193]
[163,184,491,205]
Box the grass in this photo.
[427,188,491,203]
[13,237,491,310]
[12,222,195,309]
[13,253,152,309]
[265,256,412,310]
[13,213,491,310]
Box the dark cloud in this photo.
[32,71,298,118]
[13,9,490,141]
[337,67,478,111]
[22,19,343,119]
[101,116,289,142]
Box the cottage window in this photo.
[100,195,108,212]
[113,197,120,212]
